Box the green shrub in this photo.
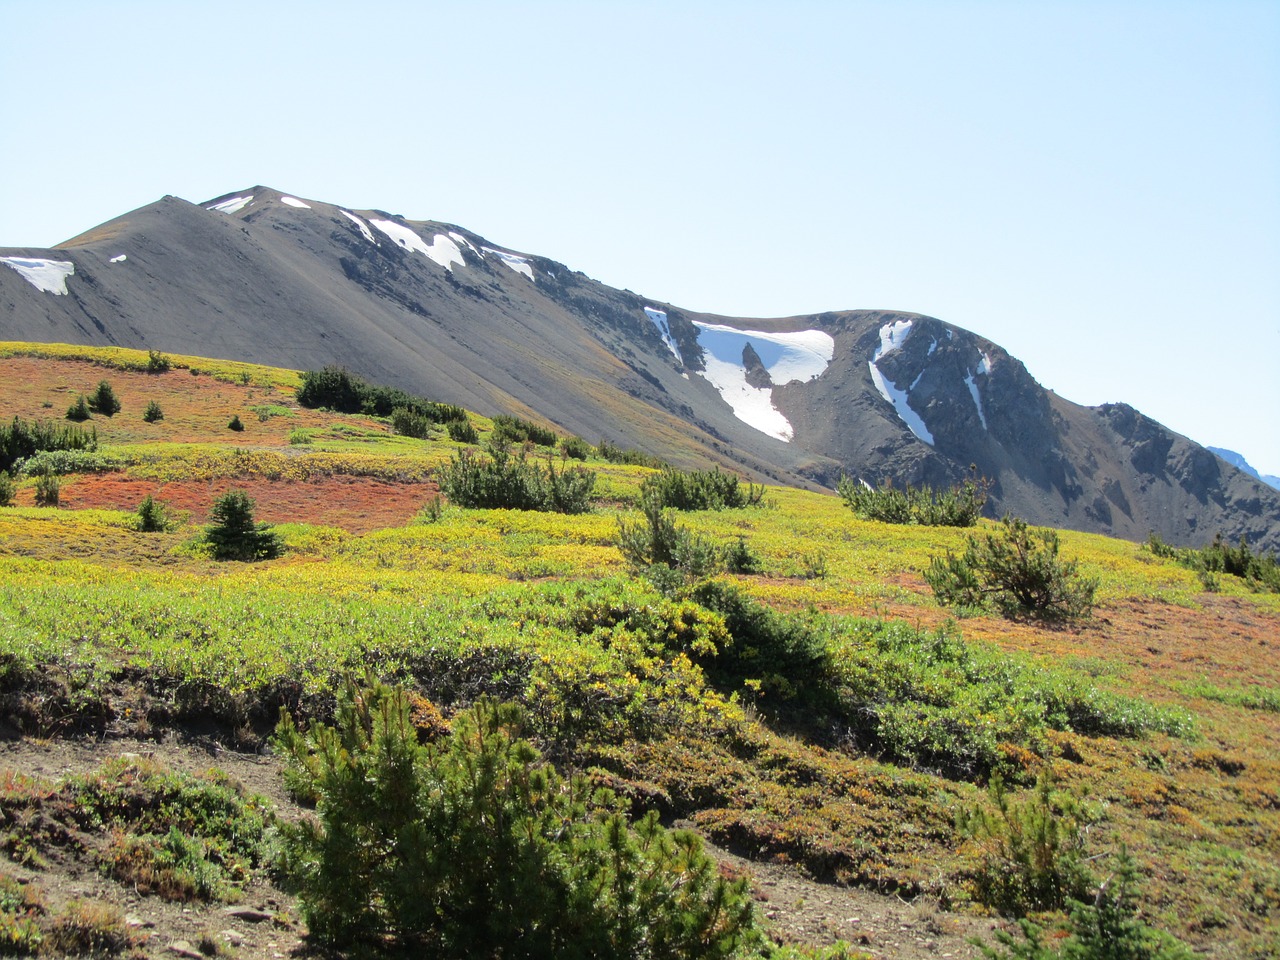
[560,435,593,460]
[0,418,97,474]
[297,367,468,423]
[491,413,557,447]
[390,406,433,440]
[597,439,668,468]
[17,450,121,476]
[975,848,1195,959]
[616,492,720,584]
[0,473,12,507]
[287,428,314,445]
[838,473,988,526]
[65,395,91,422]
[145,349,171,373]
[1147,533,1280,594]
[142,400,164,423]
[438,447,595,513]
[925,516,1098,621]
[203,491,282,561]
[227,415,244,432]
[88,380,121,416]
[446,419,478,444]
[641,467,764,511]
[274,682,757,957]
[33,474,58,508]
[135,495,173,533]
[959,772,1096,916]
[722,536,762,574]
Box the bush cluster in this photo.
[297,366,466,423]
[925,516,1097,621]
[491,413,557,447]
[88,380,121,417]
[597,439,668,469]
[642,467,764,511]
[838,474,988,526]
[616,492,721,586]
[0,418,98,474]
[1147,532,1280,594]
[275,683,757,958]
[438,447,595,513]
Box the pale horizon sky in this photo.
[3,1,1278,476]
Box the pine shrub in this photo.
[491,414,558,447]
[297,366,468,424]
[616,492,721,584]
[0,472,14,507]
[446,419,478,444]
[33,473,59,508]
[925,516,1097,621]
[66,395,91,422]
[839,473,988,527]
[135,495,172,533]
[641,467,764,511]
[142,400,164,423]
[145,349,171,373]
[88,380,121,416]
[438,447,595,514]
[274,683,757,957]
[203,491,282,561]
[1146,532,1280,594]
[227,415,244,432]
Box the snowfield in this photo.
[692,322,834,443]
[370,219,466,271]
[208,196,253,215]
[340,211,377,244]
[280,196,311,208]
[0,257,75,295]
[482,246,534,281]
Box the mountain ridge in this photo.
[3,185,1279,552]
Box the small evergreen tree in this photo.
[145,349,171,373]
[66,395,91,422]
[204,491,281,561]
[88,380,121,416]
[33,472,59,507]
[616,491,721,584]
[135,495,172,533]
[227,415,245,432]
[0,472,14,507]
[142,400,164,423]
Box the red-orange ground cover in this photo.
[50,474,437,533]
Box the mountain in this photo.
[3,186,1279,552]
[1209,447,1280,494]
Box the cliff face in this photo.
[3,186,1278,552]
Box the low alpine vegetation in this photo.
[838,473,988,527]
[1146,532,1280,594]
[924,516,1098,621]
[0,418,97,474]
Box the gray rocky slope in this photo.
[2,186,1277,553]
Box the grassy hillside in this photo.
[1,343,1278,958]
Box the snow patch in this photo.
[964,371,988,430]
[481,246,534,281]
[109,254,127,263]
[0,257,75,295]
[370,219,466,271]
[977,352,993,375]
[340,210,376,243]
[280,196,310,208]
[643,307,683,363]
[692,322,835,443]
[208,195,253,215]
[868,318,934,446]
[449,232,481,257]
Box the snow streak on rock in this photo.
[868,319,934,446]
[109,254,127,263]
[208,196,253,214]
[340,210,376,243]
[482,246,534,281]
[693,322,834,443]
[280,196,311,208]
[644,307,683,363]
[964,371,987,430]
[370,219,465,271]
[0,257,75,295]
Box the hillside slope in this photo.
[2,187,1278,551]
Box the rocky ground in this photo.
[0,732,999,959]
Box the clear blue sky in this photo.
[3,0,1277,475]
